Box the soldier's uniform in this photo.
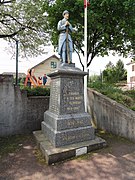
[57,10,73,63]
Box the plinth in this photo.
[34,63,106,164]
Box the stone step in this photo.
[33,130,107,165]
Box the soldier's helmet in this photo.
[63,10,69,17]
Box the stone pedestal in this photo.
[42,63,95,147]
[34,63,106,164]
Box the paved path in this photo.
[0,134,135,180]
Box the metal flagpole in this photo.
[84,1,88,112]
[15,39,19,86]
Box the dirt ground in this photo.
[0,132,135,180]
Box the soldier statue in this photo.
[57,10,73,64]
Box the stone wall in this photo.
[0,75,49,136]
[87,88,135,142]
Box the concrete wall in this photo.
[88,88,135,142]
[1,74,135,141]
[0,74,49,136]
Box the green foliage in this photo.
[21,86,50,96]
[115,59,127,81]
[88,81,104,91]
[124,90,135,100]
[131,106,135,111]
[1,0,134,60]
[109,93,134,107]
[0,0,49,57]
[89,74,101,83]
[43,0,135,68]
[88,81,135,111]
[88,81,122,95]
[19,77,26,86]
[103,59,127,83]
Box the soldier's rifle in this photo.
[66,22,70,64]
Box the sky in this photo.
[0,39,131,75]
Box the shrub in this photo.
[124,90,135,100]
[88,81,135,111]
[109,93,134,107]
[131,106,135,111]
[88,82,122,96]
[21,86,50,96]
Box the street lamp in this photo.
[12,38,19,86]
[15,39,19,86]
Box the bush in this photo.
[88,81,135,111]
[109,93,134,107]
[124,90,135,100]
[21,86,50,96]
[88,81,122,95]
[88,81,103,90]
[131,106,135,111]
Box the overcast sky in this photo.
[0,39,131,75]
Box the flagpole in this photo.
[84,3,87,112]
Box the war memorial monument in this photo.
[34,10,106,165]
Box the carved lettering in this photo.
[67,106,80,111]
[61,132,90,142]
[67,120,84,127]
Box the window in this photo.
[51,62,57,69]
[132,65,135,71]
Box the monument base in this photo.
[42,111,95,147]
[33,130,107,165]
[33,63,107,165]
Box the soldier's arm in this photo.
[57,20,66,31]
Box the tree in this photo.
[103,60,127,83]
[43,0,135,69]
[115,59,127,81]
[0,0,49,57]
[103,61,116,83]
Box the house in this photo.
[31,54,60,85]
[126,61,135,89]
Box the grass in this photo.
[88,81,135,111]
[0,134,48,165]
[0,134,32,158]
[34,148,47,165]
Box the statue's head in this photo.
[63,10,69,19]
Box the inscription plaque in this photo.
[61,78,84,114]
[76,147,87,156]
